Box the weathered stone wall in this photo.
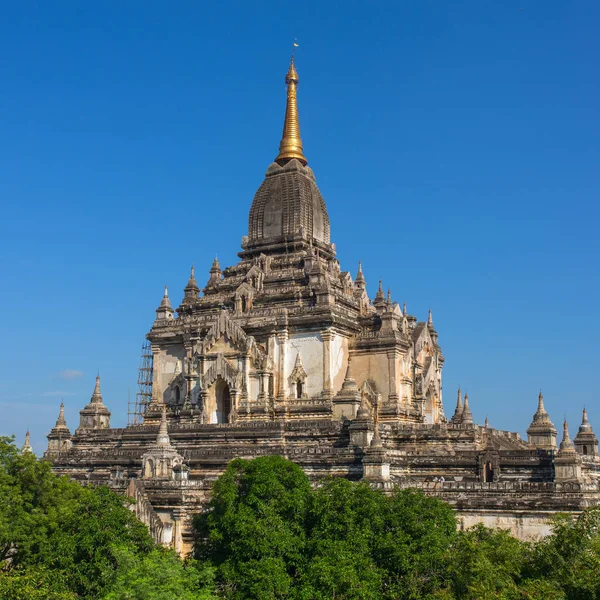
[458,511,557,540]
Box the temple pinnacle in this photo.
[578,407,592,433]
[91,375,102,404]
[160,285,171,308]
[559,418,575,453]
[462,392,474,425]
[54,402,69,430]
[22,429,33,454]
[355,261,365,283]
[275,53,307,166]
[156,404,171,448]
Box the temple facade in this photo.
[44,56,600,555]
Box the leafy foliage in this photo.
[0,436,215,599]
[196,456,600,600]
[194,455,312,598]
[4,439,600,599]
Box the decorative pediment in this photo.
[360,379,379,404]
[289,353,307,383]
[198,310,268,369]
[245,265,264,289]
[340,271,354,288]
[235,282,255,298]
[253,253,271,274]
[201,353,242,391]
[202,310,248,354]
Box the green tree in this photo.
[298,479,386,599]
[443,524,526,600]
[525,508,600,599]
[194,455,313,599]
[102,546,216,600]
[0,436,214,599]
[0,566,76,600]
[196,457,461,600]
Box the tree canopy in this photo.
[0,436,214,599]
[3,439,600,599]
[195,455,600,600]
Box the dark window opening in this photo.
[216,379,231,424]
[484,461,494,483]
[296,381,303,398]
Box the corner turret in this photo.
[354,261,366,292]
[373,280,386,310]
[78,375,111,430]
[156,285,174,320]
[45,402,72,455]
[451,387,464,424]
[21,430,33,454]
[554,419,582,482]
[574,408,599,458]
[461,393,474,425]
[183,266,200,302]
[141,405,184,480]
[526,392,557,451]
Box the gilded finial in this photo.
[275,47,307,166]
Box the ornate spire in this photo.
[428,309,433,326]
[156,404,172,448]
[22,430,33,454]
[55,401,68,429]
[526,391,557,450]
[387,288,392,305]
[156,285,174,317]
[451,387,463,423]
[184,265,200,299]
[574,407,598,457]
[579,407,592,433]
[339,357,359,392]
[403,302,407,317]
[558,419,576,455]
[275,53,307,166]
[531,391,554,425]
[207,257,221,283]
[374,279,385,307]
[462,393,474,425]
[355,261,366,290]
[161,285,171,307]
[90,375,103,405]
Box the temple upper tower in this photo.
[246,55,331,256]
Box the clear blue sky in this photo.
[1,1,598,453]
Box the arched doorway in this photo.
[215,378,231,424]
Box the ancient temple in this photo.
[45,56,600,555]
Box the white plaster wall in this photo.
[157,346,185,399]
[352,352,389,397]
[330,334,349,394]
[288,333,323,397]
[459,512,555,540]
[251,377,260,401]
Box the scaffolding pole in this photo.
[128,340,153,425]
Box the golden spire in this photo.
[275,52,307,166]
